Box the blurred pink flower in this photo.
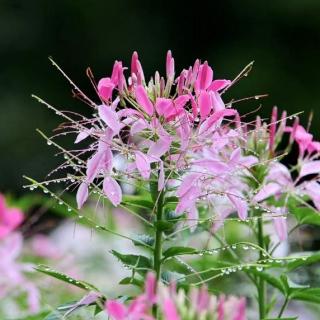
[0,194,24,240]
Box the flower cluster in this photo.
[105,272,246,320]
[42,51,263,231]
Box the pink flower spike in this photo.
[103,177,122,206]
[269,106,278,154]
[106,300,127,320]
[135,85,154,116]
[76,182,89,209]
[208,79,231,91]
[135,151,151,179]
[98,105,120,134]
[98,77,115,101]
[131,51,140,77]
[145,272,157,304]
[198,90,212,120]
[166,50,175,80]
[163,299,180,320]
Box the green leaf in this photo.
[111,250,152,270]
[132,234,154,247]
[263,318,297,320]
[119,277,143,287]
[15,311,51,320]
[154,220,174,231]
[245,270,286,293]
[287,252,320,271]
[122,195,153,209]
[289,288,320,303]
[289,206,320,226]
[35,264,99,292]
[163,246,197,260]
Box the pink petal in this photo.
[304,181,320,211]
[148,135,172,159]
[135,85,154,116]
[208,79,231,91]
[300,160,320,177]
[135,151,151,179]
[98,105,120,134]
[74,129,92,144]
[131,118,149,135]
[176,186,201,215]
[254,182,282,202]
[195,62,213,91]
[187,205,198,232]
[86,152,104,183]
[131,51,139,76]
[210,91,225,112]
[76,182,89,209]
[199,109,236,135]
[193,159,229,175]
[198,90,211,120]
[98,77,115,101]
[269,106,278,153]
[166,50,175,79]
[103,177,122,206]
[228,193,248,220]
[174,94,190,109]
[106,300,127,320]
[273,215,287,242]
[162,299,180,320]
[177,173,202,197]
[155,98,173,118]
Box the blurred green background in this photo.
[1,0,320,192]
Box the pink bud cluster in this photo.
[105,272,246,320]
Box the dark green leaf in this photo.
[154,220,174,231]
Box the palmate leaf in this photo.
[35,264,100,292]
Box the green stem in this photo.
[257,216,266,319]
[154,190,164,281]
[150,174,164,318]
[278,296,289,318]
